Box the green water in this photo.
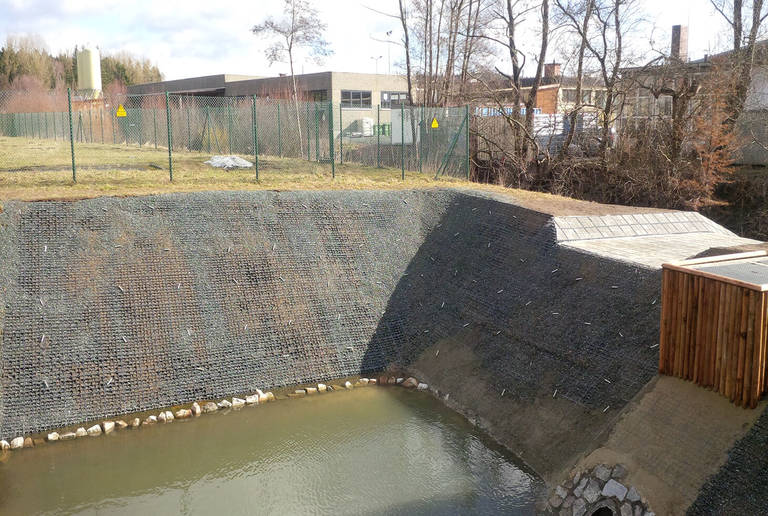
[0,387,543,515]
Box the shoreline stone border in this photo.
[540,464,655,516]
[0,375,427,456]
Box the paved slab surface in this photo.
[553,211,759,269]
[560,233,759,269]
[554,212,734,241]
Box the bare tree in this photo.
[523,0,550,160]
[711,0,768,127]
[555,0,595,155]
[582,0,636,159]
[399,0,416,104]
[490,0,550,161]
[626,55,701,161]
[252,0,332,154]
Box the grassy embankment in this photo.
[0,136,658,217]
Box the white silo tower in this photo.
[76,47,102,98]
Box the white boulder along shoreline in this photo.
[0,374,430,455]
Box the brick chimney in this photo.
[544,63,561,79]
[671,25,688,62]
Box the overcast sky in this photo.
[0,0,735,81]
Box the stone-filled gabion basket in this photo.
[540,464,655,516]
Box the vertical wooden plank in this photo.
[667,270,679,376]
[707,280,721,388]
[681,273,690,380]
[733,288,749,405]
[742,291,757,408]
[675,274,690,378]
[759,292,768,397]
[715,281,726,391]
[724,285,738,400]
[693,275,705,384]
[702,279,715,388]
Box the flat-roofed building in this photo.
[128,71,409,107]
[128,71,411,140]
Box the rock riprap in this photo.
[541,464,655,516]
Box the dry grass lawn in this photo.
[0,136,658,216]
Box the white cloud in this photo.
[0,0,733,82]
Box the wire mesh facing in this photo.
[1,88,469,182]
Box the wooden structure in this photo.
[660,251,768,408]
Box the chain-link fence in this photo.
[337,104,470,178]
[0,88,470,185]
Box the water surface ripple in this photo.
[0,387,543,515]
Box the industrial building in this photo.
[127,71,409,107]
[128,71,411,142]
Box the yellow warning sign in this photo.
[431,117,439,128]
[116,104,127,118]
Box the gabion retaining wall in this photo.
[0,189,660,440]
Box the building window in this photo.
[381,91,408,109]
[341,90,372,108]
[309,89,328,102]
[581,89,592,104]
[594,90,606,107]
[562,88,577,103]
[658,95,673,116]
[637,96,652,115]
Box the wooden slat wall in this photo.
[659,267,768,408]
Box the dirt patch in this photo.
[470,185,668,216]
[692,241,768,258]
[571,376,763,514]
[403,335,628,482]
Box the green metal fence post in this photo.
[99,108,104,144]
[252,95,259,180]
[53,110,57,141]
[418,106,423,174]
[67,88,76,183]
[165,91,173,182]
[88,108,93,143]
[153,107,158,149]
[138,106,143,148]
[44,111,49,139]
[314,104,319,161]
[465,105,470,181]
[112,110,116,144]
[339,102,343,165]
[328,101,335,178]
[377,104,381,168]
[277,102,282,157]
[400,103,405,180]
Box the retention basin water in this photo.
[0,387,543,515]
